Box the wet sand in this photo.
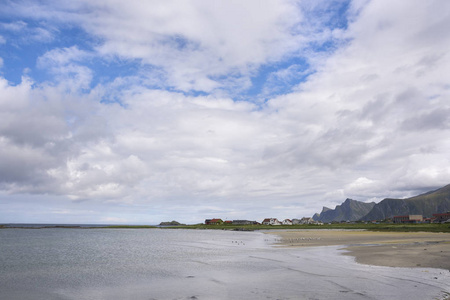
[266,230,450,270]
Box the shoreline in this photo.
[265,230,450,270]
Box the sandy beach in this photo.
[266,230,450,270]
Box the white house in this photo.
[300,217,315,224]
[282,219,293,225]
[262,218,282,225]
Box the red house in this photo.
[205,218,223,225]
[393,215,423,223]
[432,212,450,223]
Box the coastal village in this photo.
[392,212,450,223]
[205,217,322,226]
[205,211,450,226]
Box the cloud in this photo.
[100,216,129,224]
[37,46,90,67]
[401,108,450,131]
[1,21,54,44]
[1,21,27,31]
[2,0,348,95]
[281,0,450,203]
[0,76,109,195]
[80,0,304,92]
[0,1,449,223]
[37,46,93,90]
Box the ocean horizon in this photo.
[0,223,159,228]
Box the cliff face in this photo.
[315,199,375,223]
[361,184,450,221]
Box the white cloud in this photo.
[79,0,305,92]
[4,0,316,93]
[1,1,450,223]
[1,21,27,31]
[272,0,450,201]
[100,216,129,224]
[37,46,93,90]
[0,76,107,194]
[1,21,54,43]
[37,46,90,67]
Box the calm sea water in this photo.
[0,228,449,300]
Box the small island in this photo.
[159,220,185,226]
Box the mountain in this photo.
[361,184,450,221]
[314,198,376,223]
[312,213,321,221]
[313,207,330,221]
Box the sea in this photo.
[0,226,449,300]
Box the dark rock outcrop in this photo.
[315,198,375,223]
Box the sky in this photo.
[0,0,449,225]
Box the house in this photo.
[282,219,293,225]
[300,217,315,224]
[224,220,233,224]
[262,218,281,225]
[393,215,423,223]
[432,212,450,223]
[292,217,318,225]
[205,218,223,225]
[232,220,257,225]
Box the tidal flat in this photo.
[267,230,450,270]
[0,228,449,299]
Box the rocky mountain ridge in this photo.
[313,184,450,222]
[313,198,375,223]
